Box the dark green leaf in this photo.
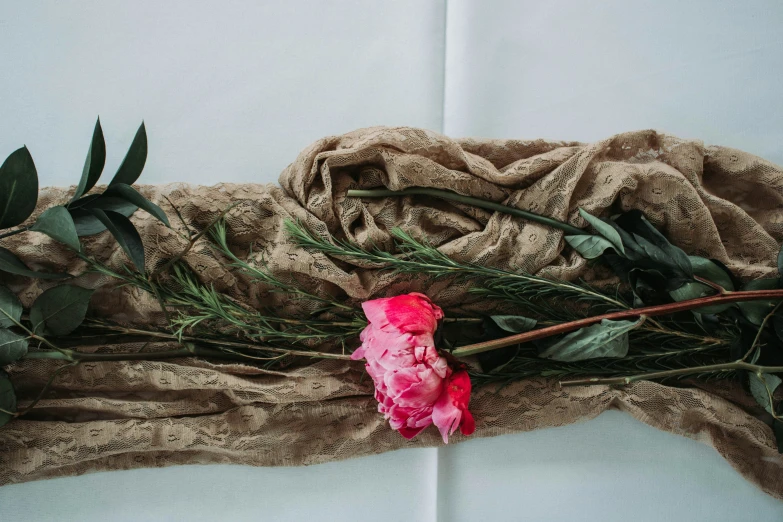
[0,285,23,328]
[739,278,779,325]
[110,122,147,186]
[773,419,783,454]
[748,372,781,415]
[669,259,734,313]
[614,210,692,277]
[539,318,643,362]
[774,313,783,344]
[29,284,94,336]
[489,315,537,334]
[0,247,69,279]
[70,118,106,202]
[88,209,145,272]
[70,198,137,236]
[565,234,616,260]
[0,370,16,427]
[0,329,28,365]
[778,242,783,279]
[30,206,81,250]
[578,209,625,255]
[104,184,169,226]
[689,256,735,292]
[0,146,38,228]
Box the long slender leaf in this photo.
[539,318,644,362]
[104,183,169,226]
[110,122,147,186]
[0,371,15,427]
[578,209,625,255]
[0,146,38,228]
[565,234,616,260]
[70,118,106,202]
[88,209,145,272]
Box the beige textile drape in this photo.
[1,127,782,497]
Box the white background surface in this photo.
[1,1,783,520]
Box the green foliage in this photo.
[565,234,615,260]
[70,118,106,202]
[88,209,146,272]
[748,372,782,415]
[578,208,626,255]
[31,206,81,251]
[489,315,537,333]
[29,285,94,336]
[0,329,28,365]
[739,278,779,325]
[104,184,169,226]
[539,318,644,362]
[0,285,23,328]
[0,370,15,427]
[0,247,69,279]
[0,146,38,229]
[110,122,147,186]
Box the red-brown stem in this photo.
[451,289,783,357]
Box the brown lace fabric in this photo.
[1,127,782,497]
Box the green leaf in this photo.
[30,206,81,251]
[110,122,147,186]
[88,209,145,272]
[29,284,94,336]
[773,419,783,454]
[0,247,69,279]
[70,197,137,236]
[0,146,38,228]
[104,184,169,226]
[539,318,643,362]
[0,285,23,328]
[70,118,106,202]
[637,216,693,277]
[748,372,782,415]
[0,329,28,365]
[778,242,783,279]
[739,278,779,325]
[689,256,735,292]
[489,315,537,333]
[565,234,616,260]
[0,370,16,427]
[578,209,625,256]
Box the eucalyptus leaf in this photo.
[0,329,28,365]
[0,285,23,328]
[70,118,106,202]
[774,419,783,454]
[30,206,81,250]
[739,278,779,325]
[104,183,170,226]
[88,209,146,272]
[489,315,537,334]
[578,209,625,255]
[0,146,38,228]
[565,234,615,260]
[669,281,732,315]
[613,210,692,277]
[0,247,69,279]
[110,122,147,186]
[0,370,16,427]
[29,284,94,336]
[748,372,782,415]
[539,318,644,362]
[689,256,735,291]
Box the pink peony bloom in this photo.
[352,292,474,442]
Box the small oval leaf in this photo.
[104,184,169,226]
[70,118,106,202]
[0,285,23,328]
[30,284,94,336]
[88,209,145,272]
[539,318,644,362]
[748,372,782,415]
[70,198,137,237]
[110,122,147,186]
[739,278,779,325]
[0,370,16,427]
[0,329,28,365]
[565,234,616,260]
[489,315,537,333]
[0,247,69,279]
[31,206,81,250]
[0,146,38,228]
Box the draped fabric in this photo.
[1,127,782,497]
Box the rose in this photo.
[352,293,475,442]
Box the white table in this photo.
[1,2,782,520]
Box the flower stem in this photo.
[346,188,584,235]
[452,289,783,357]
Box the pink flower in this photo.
[352,292,475,442]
